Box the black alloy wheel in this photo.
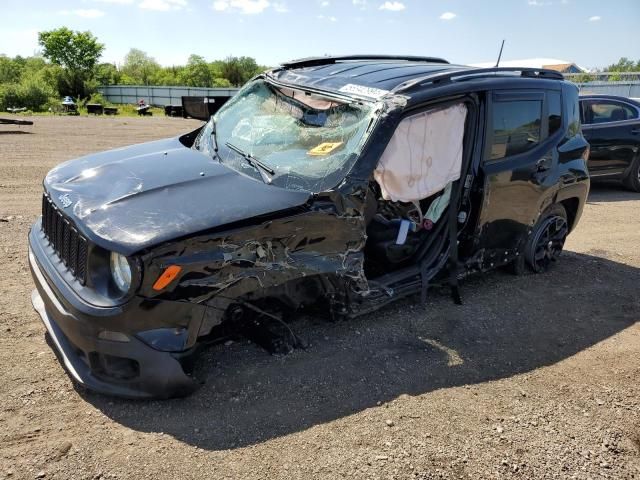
[525,204,569,273]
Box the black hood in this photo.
[44,137,312,255]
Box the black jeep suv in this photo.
[29,55,590,398]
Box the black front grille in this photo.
[41,194,88,284]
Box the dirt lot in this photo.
[0,116,638,479]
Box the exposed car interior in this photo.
[363,103,467,278]
[364,185,452,277]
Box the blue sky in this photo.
[0,0,638,69]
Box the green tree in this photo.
[177,54,212,87]
[220,56,261,86]
[211,77,232,87]
[150,66,181,86]
[606,57,640,72]
[0,55,23,84]
[121,48,160,85]
[571,72,595,83]
[38,27,104,97]
[95,62,121,85]
[209,60,224,79]
[21,57,48,76]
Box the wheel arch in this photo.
[558,197,580,232]
[554,178,589,233]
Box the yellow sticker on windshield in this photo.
[307,142,343,156]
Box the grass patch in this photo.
[5,105,166,118]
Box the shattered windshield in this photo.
[193,79,377,192]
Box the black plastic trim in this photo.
[29,247,198,399]
[280,55,450,69]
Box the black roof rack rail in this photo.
[393,67,564,93]
[280,55,450,69]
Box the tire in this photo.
[622,156,640,192]
[524,204,568,273]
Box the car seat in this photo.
[610,108,627,122]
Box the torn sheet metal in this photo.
[142,206,368,336]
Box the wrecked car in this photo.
[29,55,590,398]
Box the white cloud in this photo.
[212,0,270,14]
[317,14,337,21]
[379,1,404,11]
[439,11,456,20]
[91,0,134,4]
[76,8,106,17]
[59,8,106,17]
[320,0,329,6]
[588,15,601,21]
[273,2,288,12]
[212,0,228,10]
[528,0,551,5]
[353,0,366,9]
[139,0,187,11]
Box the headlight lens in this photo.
[110,252,132,293]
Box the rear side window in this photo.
[582,100,638,124]
[490,100,542,160]
[548,91,562,136]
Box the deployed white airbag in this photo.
[374,103,467,202]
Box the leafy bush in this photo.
[21,78,56,110]
[44,96,63,112]
[0,56,22,84]
[0,78,56,112]
[0,83,19,110]
[84,92,107,106]
[212,77,232,87]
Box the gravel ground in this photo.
[0,116,638,480]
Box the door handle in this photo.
[631,128,640,135]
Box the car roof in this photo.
[270,56,465,93]
[267,55,565,100]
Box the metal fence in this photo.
[97,85,240,106]
[98,79,640,106]
[569,81,640,98]
[564,72,640,82]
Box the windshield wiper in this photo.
[209,116,221,162]
[225,141,275,182]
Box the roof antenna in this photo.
[495,39,505,68]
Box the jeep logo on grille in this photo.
[58,193,73,208]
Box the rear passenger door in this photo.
[581,99,640,177]
[475,89,562,263]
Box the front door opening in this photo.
[363,103,468,279]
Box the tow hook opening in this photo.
[89,352,140,381]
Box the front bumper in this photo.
[28,233,200,399]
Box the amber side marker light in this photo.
[153,265,182,291]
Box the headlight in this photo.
[110,252,132,293]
